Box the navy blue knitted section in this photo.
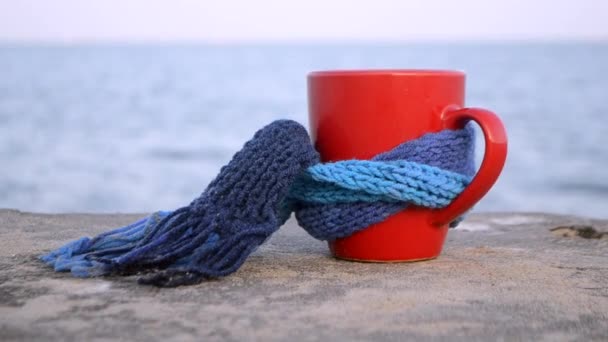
[294,124,475,240]
[117,120,318,286]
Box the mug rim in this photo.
[309,69,464,78]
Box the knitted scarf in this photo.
[41,120,475,287]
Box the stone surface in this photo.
[0,209,606,341]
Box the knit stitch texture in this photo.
[41,119,475,287]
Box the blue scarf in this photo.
[41,120,475,287]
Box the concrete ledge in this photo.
[0,210,607,341]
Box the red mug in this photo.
[308,70,507,262]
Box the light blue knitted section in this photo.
[289,160,471,208]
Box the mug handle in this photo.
[431,106,508,226]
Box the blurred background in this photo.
[0,0,606,218]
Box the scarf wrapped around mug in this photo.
[41,120,475,287]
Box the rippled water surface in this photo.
[0,43,606,218]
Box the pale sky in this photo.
[0,0,607,42]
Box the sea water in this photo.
[0,43,606,218]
